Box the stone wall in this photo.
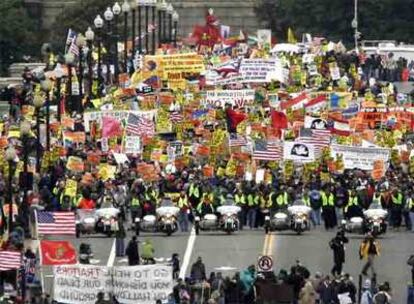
[25,0,262,36]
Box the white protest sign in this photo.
[239,59,282,83]
[83,110,157,132]
[203,90,255,108]
[257,29,272,46]
[255,169,265,184]
[113,153,129,164]
[330,144,390,170]
[124,136,141,154]
[112,265,173,304]
[283,141,315,162]
[53,265,112,304]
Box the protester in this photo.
[360,234,381,277]
[190,257,207,282]
[329,230,349,276]
[125,236,140,266]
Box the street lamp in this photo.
[40,79,52,151]
[54,64,64,121]
[76,34,87,110]
[144,0,150,53]
[172,10,179,47]
[85,27,95,98]
[33,94,43,173]
[20,120,31,236]
[104,7,114,84]
[352,0,359,53]
[65,52,75,115]
[166,3,173,43]
[5,145,16,234]
[131,0,138,55]
[113,2,122,83]
[94,15,104,95]
[122,1,131,73]
[137,0,145,54]
[148,0,157,54]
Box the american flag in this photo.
[36,211,76,235]
[66,29,79,57]
[169,111,184,123]
[253,140,283,161]
[297,129,331,156]
[126,113,155,137]
[0,250,22,271]
[229,135,247,147]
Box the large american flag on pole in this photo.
[36,211,76,235]
[297,129,331,157]
[126,113,155,137]
[0,250,22,271]
[253,140,283,161]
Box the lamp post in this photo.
[122,1,130,73]
[172,10,179,47]
[33,95,43,173]
[5,146,16,234]
[351,0,360,54]
[85,27,95,98]
[149,0,156,54]
[94,15,104,95]
[20,120,31,236]
[161,0,167,45]
[41,79,52,152]
[104,7,114,84]
[76,34,87,105]
[113,2,122,83]
[54,64,64,122]
[137,0,144,54]
[166,3,173,44]
[65,53,75,113]
[144,0,150,53]
[131,0,137,55]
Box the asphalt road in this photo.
[35,223,413,303]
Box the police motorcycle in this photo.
[95,207,120,237]
[264,199,312,235]
[341,202,388,237]
[75,209,97,238]
[135,197,180,236]
[194,195,241,235]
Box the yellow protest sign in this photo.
[65,179,78,197]
[98,164,116,181]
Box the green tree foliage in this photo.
[50,0,114,52]
[256,0,414,44]
[0,0,40,75]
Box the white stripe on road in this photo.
[107,238,116,267]
[179,227,196,279]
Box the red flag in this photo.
[281,93,308,110]
[226,108,247,130]
[102,116,122,138]
[40,240,77,265]
[271,110,288,129]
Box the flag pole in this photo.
[34,210,45,294]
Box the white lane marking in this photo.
[107,238,116,267]
[179,228,196,279]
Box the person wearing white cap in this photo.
[360,279,373,304]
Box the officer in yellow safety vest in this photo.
[130,194,142,224]
[188,182,201,207]
[391,189,403,229]
[177,191,190,232]
[246,192,258,229]
[276,189,289,210]
[302,191,311,207]
[345,190,360,219]
[235,189,246,230]
[320,189,336,230]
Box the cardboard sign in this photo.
[331,144,390,170]
[203,90,255,108]
[66,156,85,172]
[283,142,315,163]
[124,136,141,154]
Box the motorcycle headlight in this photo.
[195,216,200,221]
[134,218,141,223]
[275,213,287,219]
[84,218,95,224]
[372,216,379,220]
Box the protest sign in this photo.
[283,142,315,162]
[66,156,85,172]
[203,90,255,108]
[330,144,390,170]
[124,136,141,154]
[64,179,77,197]
[112,265,173,304]
[257,29,272,47]
[53,265,112,304]
[239,59,284,83]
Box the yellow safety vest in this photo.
[235,194,245,205]
[247,194,258,207]
[392,193,402,205]
[178,197,188,208]
[189,184,200,198]
[345,196,358,212]
[321,192,335,207]
[131,197,140,207]
[303,197,310,206]
[276,192,288,206]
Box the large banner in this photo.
[113,265,173,304]
[53,265,112,304]
[83,110,157,132]
[239,59,287,83]
[330,144,390,170]
[53,265,173,304]
[203,90,255,108]
[283,141,315,162]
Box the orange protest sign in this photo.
[87,152,101,165]
[0,137,8,149]
[66,156,85,172]
[62,117,75,129]
[203,165,214,177]
[196,145,210,156]
[232,152,250,161]
[63,131,86,143]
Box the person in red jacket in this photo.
[78,190,96,209]
[225,104,247,137]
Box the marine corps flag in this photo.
[40,240,77,265]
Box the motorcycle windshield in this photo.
[217,205,241,215]
[156,206,180,216]
[77,209,96,220]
